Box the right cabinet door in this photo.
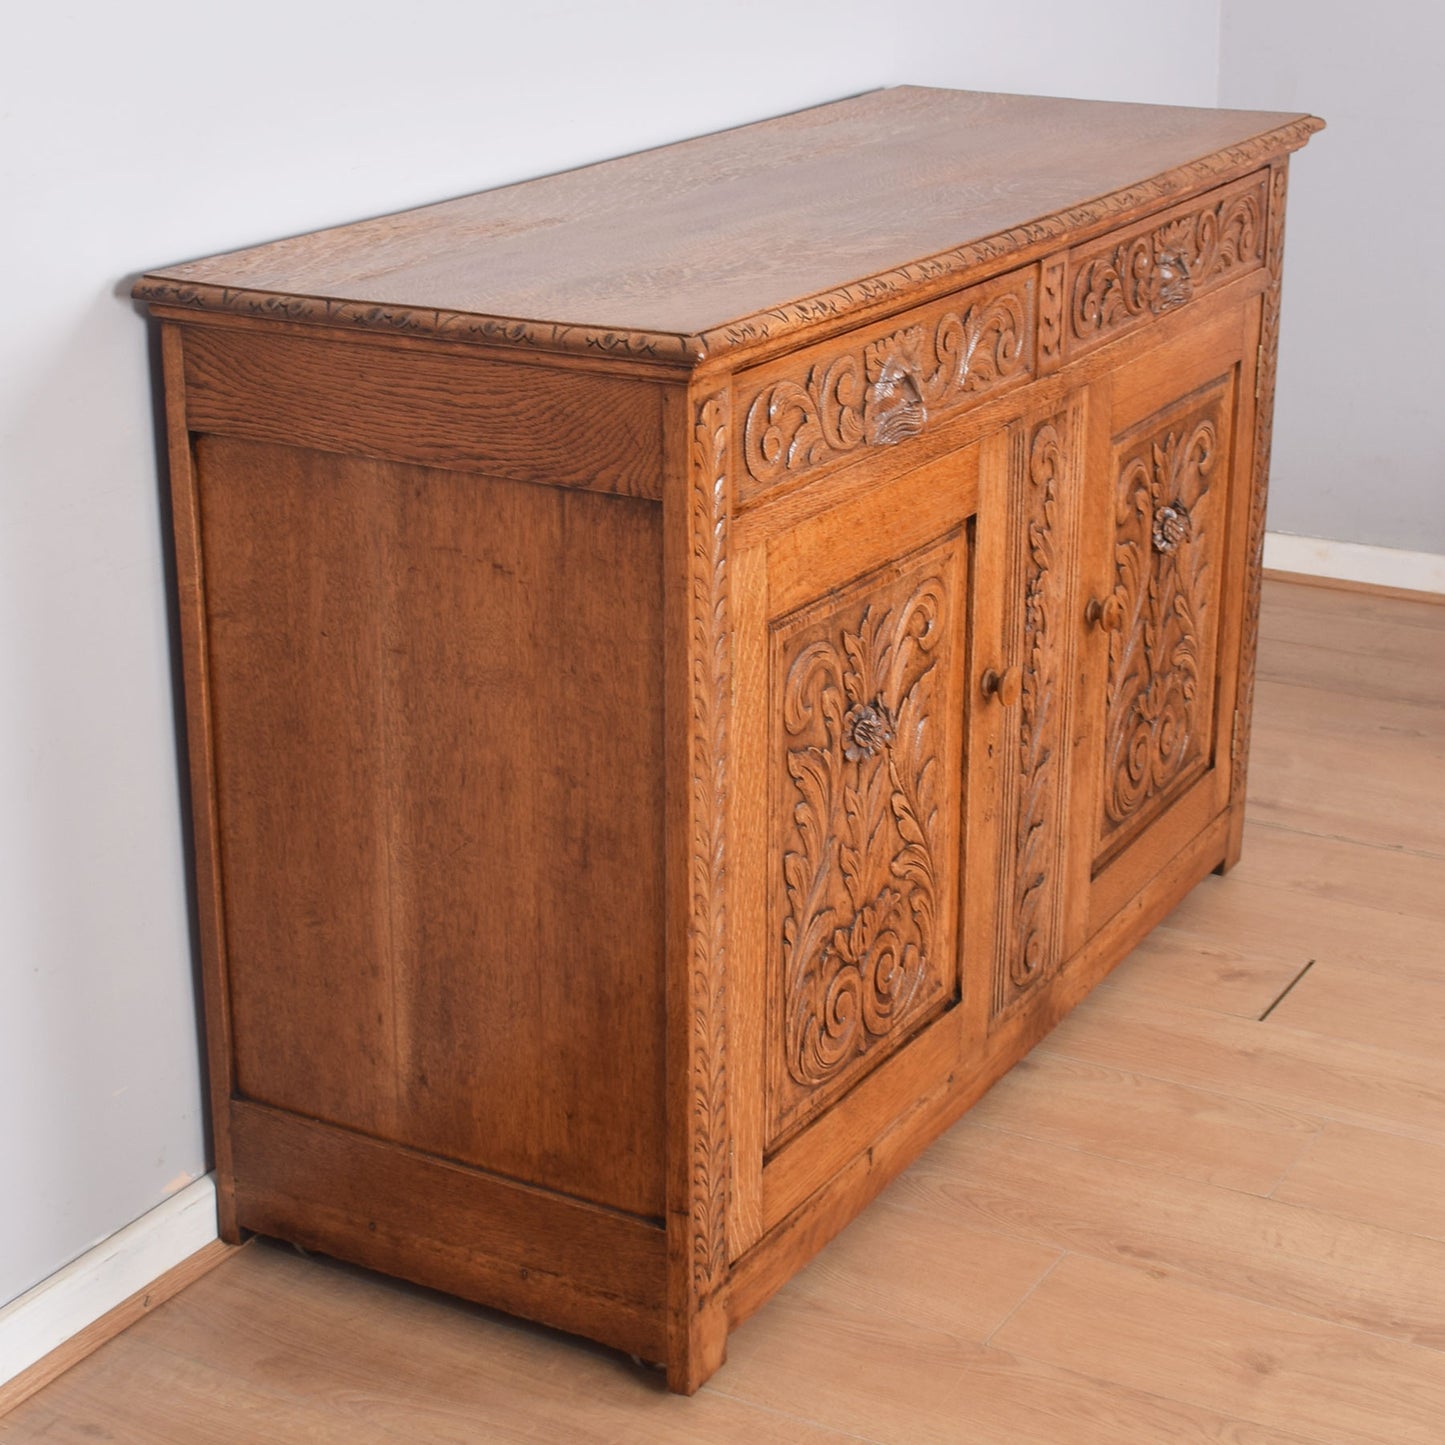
[1074,298,1260,932]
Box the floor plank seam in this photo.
[1259,959,1318,1020]
[980,1251,1066,1350]
[992,1337,1336,1445]
[1246,816,1445,865]
[700,1379,889,1445]
[1035,1033,1445,1153]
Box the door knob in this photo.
[980,665,1022,707]
[1084,595,1125,632]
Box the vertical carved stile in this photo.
[993,412,1073,1018]
[1233,163,1290,810]
[1039,256,1066,374]
[687,392,730,1297]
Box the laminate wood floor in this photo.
[5,577,1442,1444]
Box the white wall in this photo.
[1220,0,1445,555]
[0,0,1225,1309]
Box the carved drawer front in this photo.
[1096,374,1235,869]
[767,533,964,1148]
[1066,173,1268,361]
[736,266,1037,506]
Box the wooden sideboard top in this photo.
[135,86,1321,364]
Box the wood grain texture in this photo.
[1272,1122,1445,1240]
[0,1240,235,1419]
[159,325,239,1241]
[898,1121,1445,1348]
[229,1101,668,1361]
[134,93,1321,1393]
[1264,958,1445,1063]
[962,1051,1320,1194]
[1246,678,1445,854]
[183,326,665,496]
[18,587,1445,1442]
[135,87,1320,362]
[198,437,668,1217]
[3,1242,853,1444]
[994,1252,1445,1445]
[1047,990,1445,1148]
[724,1279,1313,1445]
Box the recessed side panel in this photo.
[196,436,667,1219]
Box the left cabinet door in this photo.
[727,444,987,1255]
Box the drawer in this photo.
[733,263,1038,506]
[1064,171,1270,361]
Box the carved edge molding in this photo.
[132,280,705,364]
[1233,163,1290,805]
[740,275,1034,493]
[686,392,731,1298]
[134,119,1320,366]
[699,121,1321,356]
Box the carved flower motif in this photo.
[844,700,894,762]
[1153,502,1192,554]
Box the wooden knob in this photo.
[1084,595,1125,633]
[980,665,1022,707]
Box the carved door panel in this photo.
[729,444,983,1253]
[1073,302,1259,931]
[970,396,1090,1029]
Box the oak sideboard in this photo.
[136,86,1322,1392]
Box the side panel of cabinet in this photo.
[729,444,987,1251]
[1073,303,1259,931]
[193,435,669,1221]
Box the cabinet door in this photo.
[728,445,985,1253]
[1073,302,1258,930]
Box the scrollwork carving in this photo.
[1070,180,1266,349]
[1102,408,1221,841]
[774,567,950,1126]
[1011,422,1064,994]
[742,280,1033,491]
[991,411,1076,1021]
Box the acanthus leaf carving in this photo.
[991,412,1074,1021]
[1102,408,1220,844]
[773,565,950,1134]
[1011,421,1064,995]
[1070,179,1266,349]
[742,279,1032,491]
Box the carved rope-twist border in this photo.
[687,392,730,1295]
[1233,163,1290,804]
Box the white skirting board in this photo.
[1264,531,1445,595]
[0,1175,219,1389]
